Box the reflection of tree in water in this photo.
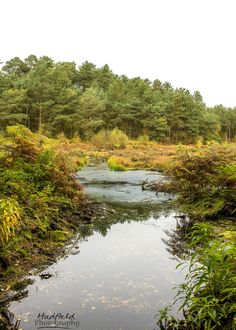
[162,215,195,258]
[0,287,29,329]
[0,308,21,330]
[2,201,177,330]
[86,201,174,237]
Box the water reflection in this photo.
[162,216,194,258]
[9,165,186,330]
[77,161,168,203]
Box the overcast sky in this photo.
[1,0,236,107]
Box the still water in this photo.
[10,162,185,330]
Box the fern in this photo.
[0,198,21,243]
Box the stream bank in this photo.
[5,162,186,330]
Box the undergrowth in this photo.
[0,125,85,284]
[167,145,236,217]
[157,145,236,329]
[157,223,236,329]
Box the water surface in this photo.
[10,163,184,330]
[77,161,168,203]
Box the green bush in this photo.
[91,128,128,149]
[167,146,236,217]
[107,156,126,171]
[0,125,83,245]
[138,134,150,144]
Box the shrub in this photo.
[91,130,107,148]
[107,156,127,171]
[91,128,128,149]
[167,146,236,217]
[138,134,150,144]
[0,125,84,245]
[6,125,41,162]
[194,136,203,148]
[110,128,128,149]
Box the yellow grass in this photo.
[43,136,236,172]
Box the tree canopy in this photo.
[0,55,235,143]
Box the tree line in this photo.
[0,55,235,143]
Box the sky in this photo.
[1,0,236,107]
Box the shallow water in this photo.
[77,161,168,203]
[9,163,185,330]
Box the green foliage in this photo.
[157,224,236,330]
[168,146,236,217]
[77,87,105,139]
[51,230,70,242]
[0,124,83,246]
[1,55,235,143]
[194,136,203,148]
[159,149,236,329]
[91,128,128,149]
[0,198,21,243]
[107,156,127,171]
[76,155,88,170]
[138,134,150,144]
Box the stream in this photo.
[9,162,185,330]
